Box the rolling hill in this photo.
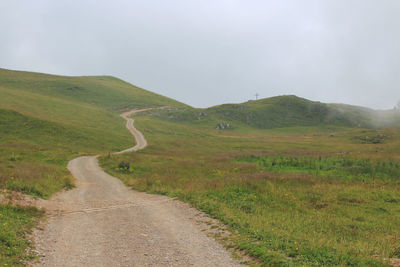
[2,67,398,198]
[0,68,188,266]
[0,68,186,197]
[152,95,400,129]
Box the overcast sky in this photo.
[1,1,400,109]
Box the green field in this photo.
[100,113,400,266]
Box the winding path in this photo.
[31,109,241,267]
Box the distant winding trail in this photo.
[114,109,150,154]
[31,109,241,267]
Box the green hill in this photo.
[0,68,186,197]
[0,68,187,266]
[0,68,186,125]
[154,95,400,129]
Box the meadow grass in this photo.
[0,205,43,266]
[0,107,128,198]
[237,155,400,182]
[100,115,400,266]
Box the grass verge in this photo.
[0,205,43,266]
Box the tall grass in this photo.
[238,155,400,181]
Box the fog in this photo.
[1,0,399,109]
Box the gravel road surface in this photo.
[31,109,242,267]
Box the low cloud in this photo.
[1,0,399,109]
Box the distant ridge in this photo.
[155,95,400,129]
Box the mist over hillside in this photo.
[2,68,399,131]
[152,95,400,129]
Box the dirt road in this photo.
[31,109,242,266]
[114,109,150,154]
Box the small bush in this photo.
[118,161,130,171]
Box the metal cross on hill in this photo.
[255,93,259,100]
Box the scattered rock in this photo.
[357,134,388,144]
[216,122,231,130]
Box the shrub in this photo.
[118,161,130,171]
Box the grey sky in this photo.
[1,0,400,109]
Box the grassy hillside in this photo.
[0,68,186,197]
[154,95,400,130]
[0,68,183,110]
[101,114,400,266]
[0,68,186,266]
[0,68,186,131]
